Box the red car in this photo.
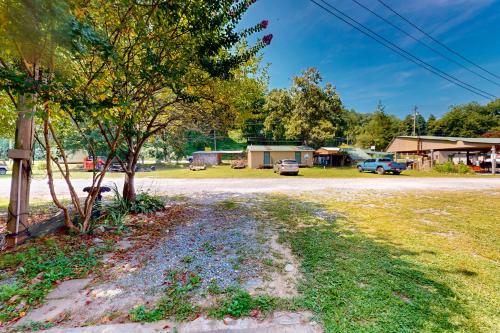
[83,156,105,171]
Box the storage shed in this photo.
[192,150,244,166]
[314,147,348,167]
[247,145,314,169]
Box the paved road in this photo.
[1,177,499,200]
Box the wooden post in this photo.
[492,145,497,175]
[7,94,35,246]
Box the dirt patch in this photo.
[246,234,301,298]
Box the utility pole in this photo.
[7,94,36,247]
[412,105,418,136]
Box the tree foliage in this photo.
[264,68,343,146]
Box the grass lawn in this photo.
[260,190,500,332]
[0,165,492,180]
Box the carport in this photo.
[386,136,500,174]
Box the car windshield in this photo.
[282,160,297,164]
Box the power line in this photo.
[349,0,500,88]
[376,0,500,81]
[309,0,496,100]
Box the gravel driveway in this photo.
[0,177,500,200]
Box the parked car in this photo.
[0,162,7,175]
[231,160,247,169]
[273,159,299,175]
[357,158,407,175]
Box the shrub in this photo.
[434,162,471,174]
[131,192,165,214]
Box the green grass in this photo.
[3,165,491,180]
[260,191,500,333]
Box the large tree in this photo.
[74,0,272,202]
[428,99,500,137]
[264,68,343,146]
[355,101,404,150]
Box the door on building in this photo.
[295,152,301,164]
[264,151,271,165]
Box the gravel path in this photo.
[119,198,268,293]
[0,177,499,200]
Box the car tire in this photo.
[376,167,385,175]
[393,171,400,175]
[357,166,363,173]
[0,169,6,175]
[293,172,299,176]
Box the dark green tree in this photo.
[263,68,343,147]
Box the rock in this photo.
[284,264,294,272]
[116,239,133,251]
[92,238,104,245]
[94,226,106,234]
[244,278,263,289]
[91,288,123,298]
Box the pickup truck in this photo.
[357,158,406,175]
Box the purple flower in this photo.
[260,20,269,29]
[263,34,273,45]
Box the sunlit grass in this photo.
[261,190,500,332]
[1,165,492,180]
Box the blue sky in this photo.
[241,0,500,118]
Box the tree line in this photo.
[239,67,500,151]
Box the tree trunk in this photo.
[123,171,136,202]
[123,150,137,202]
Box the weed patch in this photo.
[129,270,201,322]
[207,289,279,319]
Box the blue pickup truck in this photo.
[357,158,407,175]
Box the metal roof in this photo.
[317,147,341,152]
[247,145,315,152]
[193,150,244,154]
[398,136,500,144]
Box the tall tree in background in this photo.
[355,101,403,150]
[402,113,427,136]
[264,68,343,146]
[429,100,500,137]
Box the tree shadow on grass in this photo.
[266,196,476,333]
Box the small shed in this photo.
[247,145,314,169]
[314,147,348,167]
[192,150,244,166]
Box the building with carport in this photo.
[386,136,499,173]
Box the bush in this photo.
[131,192,165,214]
[434,162,472,174]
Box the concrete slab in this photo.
[39,312,321,333]
[46,278,92,300]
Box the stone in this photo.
[91,288,123,298]
[116,239,133,251]
[94,226,106,234]
[92,238,104,245]
[244,278,263,289]
[284,264,294,272]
